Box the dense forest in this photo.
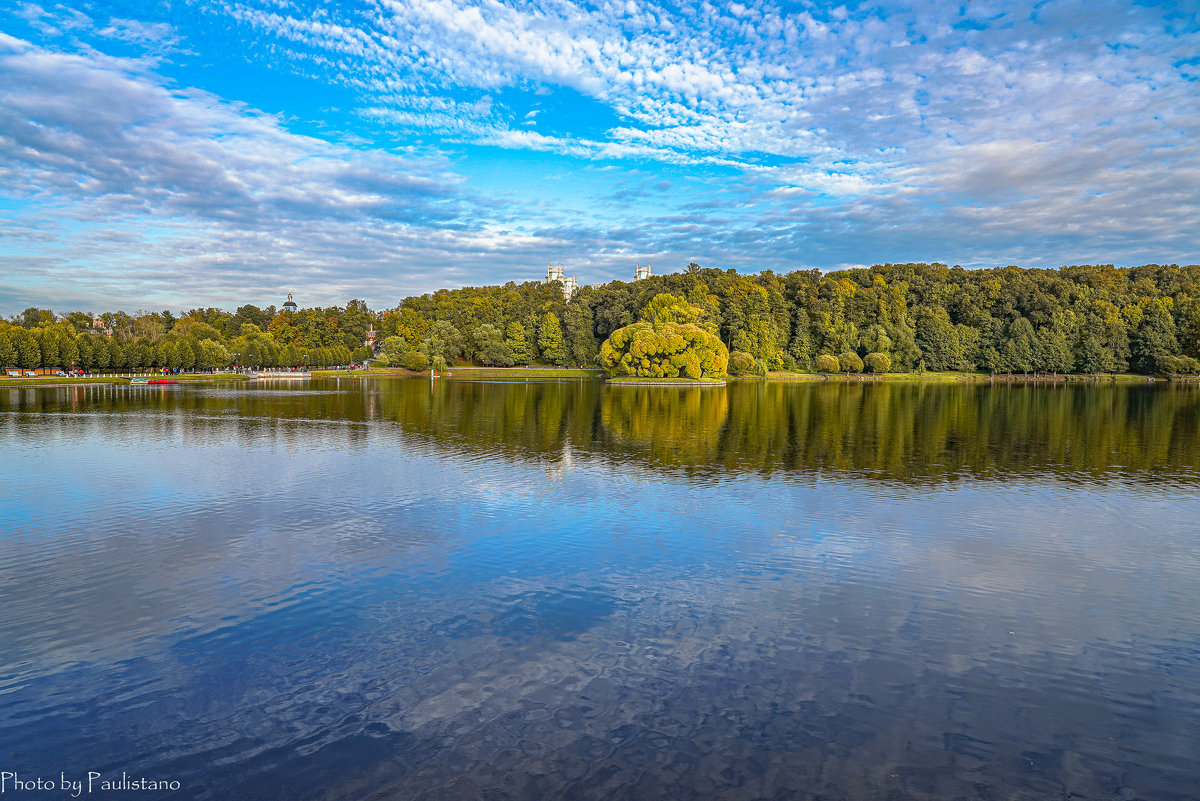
[4,262,1200,374]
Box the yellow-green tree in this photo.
[600,294,729,379]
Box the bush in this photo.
[814,354,840,373]
[1158,355,1200,374]
[838,351,864,373]
[599,319,728,379]
[863,352,892,373]
[399,351,428,371]
[728,351,755,376]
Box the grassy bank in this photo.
[761,371,1169,383]
[312,366,604,379]
[167,373,249,382]
[0,373,249,388]
[445,367,605,379]
[607,376,726,385]
[0,376,125,387]
[309,367,433,377]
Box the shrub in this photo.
[728,351,755,376]
[599,319,728,379]
[1158,355,1200,374]
[863,352,892,373]
[400,351,429,371]
[814,354,840,373]
[838,351,864,373]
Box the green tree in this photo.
[36,329,60,368]
[19,307,54,328]
[0,329,14,366]
[1001,316,1037,373]
[473,324,514,366]
[421,321,465,366]
[93,338,112,370]
[13,328,40,369]
[58,333,79,370]
[600,320,728,378]
[562,302,599,366]
[178,340,197,372]
[728,351,755,376]
[858,324,893,357]
[814,354,840,373]
[863,352,892,373]
[537,312,568,365]
[641,293,705,327]
[915,307,965,371]
[788,309,814,368]
[1035,326,1073,374]
[197,339,229,370]
[505,322,532,364]
[839,351,864,373]
[599,294,729,379]
[380,336,408,365]
[1131,298,1179,373]
[160,341,182,370]
[400,351,429,371]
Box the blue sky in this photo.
[1,0,1197,313]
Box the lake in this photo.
[1,378,1198,800]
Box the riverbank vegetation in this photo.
[6,262,1200,376]
[599,294,729,380]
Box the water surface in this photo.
[1,379,1198,800]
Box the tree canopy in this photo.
[8,261,1200,375]
[599,294,729,379]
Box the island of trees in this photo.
[4,262,1200,377]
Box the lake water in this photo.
[1,378,1198,800]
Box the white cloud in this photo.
[2,0,1198,311]
[0,35,590,309]
[210,0,1199,215]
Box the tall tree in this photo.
[1130,298,1179,373]
[505,322,532,364]
[537,312,567,365]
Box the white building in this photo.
[545,264,578,300]
[635,262,652,281]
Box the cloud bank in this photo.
[0,0,1197,311]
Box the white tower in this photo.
[545,263,576,300]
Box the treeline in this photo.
[380,261,1200,375]
[1,302,378,371]
[6,262,1200,374]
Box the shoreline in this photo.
[756,371,1185,383]
[607,378,726,386]
[0,373,249,388]
[3,369,1195,388]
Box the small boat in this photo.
[130,377,178,385]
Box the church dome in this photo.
[283,292,298,310]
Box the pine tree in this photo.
[505,322,532,364]
[538,312,568,365]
